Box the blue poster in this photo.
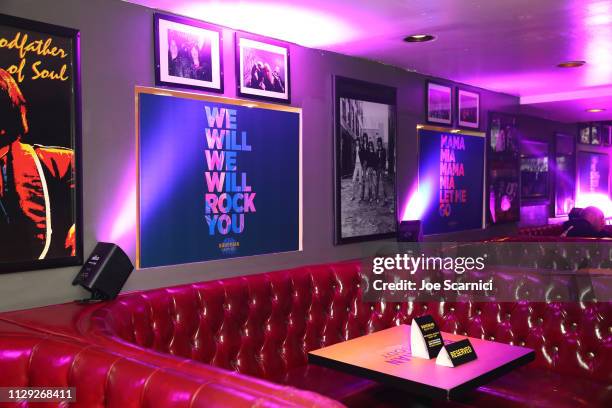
[418,129,485,235]
[577,151,609,196]
[138,89,301,268]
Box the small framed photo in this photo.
[603,124,612,146]
[154,13,223,93]
[457,89,480,129]
[590,125,601,145]
[427,82,452,125]
[579,125,590,144]
[235,32,290,103]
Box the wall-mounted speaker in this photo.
[397,220,423,242]
[72,242,133,301]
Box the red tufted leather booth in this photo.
[517,224,612,237]
[0,320,341,408]
[82,262,612,406]
[1,261,611,407]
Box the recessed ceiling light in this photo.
[586,108,606,113]
[557,60,586,68]
[404,34,435,43]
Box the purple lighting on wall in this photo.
[576,192,612,217]
[401,179,432,221]
[179,2,358,47]
[97,159,137,254]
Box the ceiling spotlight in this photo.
[404,34,435,43]
[586,108,606,113]
[557,60,586,68]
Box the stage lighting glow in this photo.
[575,193,612,217]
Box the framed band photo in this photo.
[457,89,480,129]
[154,13,223,93]
[236,32,290,103]
[0,13,83,273]
[334,76,397,244]
[427,82,452,125]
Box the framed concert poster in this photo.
[154,13,223,93]
[0,14,83,273]
[487,113,520,224]
[334,76,397,244]
[137,87,301,268]
[235,32,290,103]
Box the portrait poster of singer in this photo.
[334,76,396,244]
[0,14,82,273]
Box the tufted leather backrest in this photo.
[0,323,332,408]
[91,261,611,385]
[518,224,612,237]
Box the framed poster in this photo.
[554,133,575,216]
[154,13,223,93]
[457,89,480,129]
[520,140,549,201]
[334,76,396,244]
[426,82,452,125]
[418,126,485,235]
[0,14,82,273]
[137,87,301,268]
[577,151,609,197]
[235,32,290,103]
[487,113,520,224]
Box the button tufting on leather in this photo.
[553,346,559,353]
[588,352,595,359]
[450,307,455,312]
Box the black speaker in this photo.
[397,220,423,242]
[72,242,133,301]
[568,207,584,220]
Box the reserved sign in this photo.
[411,315,443,359]
[436,338,478,367]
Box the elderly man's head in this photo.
[582,206,605,232]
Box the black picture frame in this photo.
[154,13,224,93]
[235,31,290,103]
[457,88,480,129]
[0,13,83,273]
[486,112,520,224]
[553,133,576,217]
[426,81,452,126]
[578,124,591,145]
[520,140,550,202]
[334,76,397,245]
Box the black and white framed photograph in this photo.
[334,76,396,244]
[154,13,223,93]
[236,32,290,103]
[457,89,480,129]
[427,82,452,125]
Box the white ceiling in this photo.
[125,0,612,122]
